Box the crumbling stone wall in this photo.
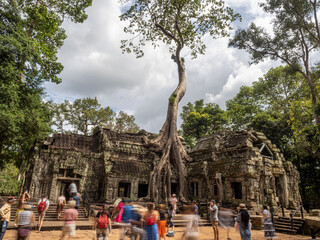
[26,128,301,209]
[188,130,301,211]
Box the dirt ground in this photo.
[3,226,311,240]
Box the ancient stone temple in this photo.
[187,130,301,211]
[25,127,301,211]
[25,127,156,202]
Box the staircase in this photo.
[7,201,91,230]
[172,214,212,227]
[274,217,305,234]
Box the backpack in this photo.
[145,213,156,226]
[97,211,108,229]
[38,200,46,213]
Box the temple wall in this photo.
[26,128,301,210]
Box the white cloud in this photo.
[46,0,278,133]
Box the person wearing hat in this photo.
[16,202,35,240]
[0,196,16,240]
[236,203,251,240]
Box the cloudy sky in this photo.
[45,0,280,133]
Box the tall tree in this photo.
[0,0,92,166]
[120,0,239,201]
[68,98,115,136]
[49,100,72,134]
[180,100,228,147]
[114,111,140,133]
[226,86,262,130]
[229,0,320,147]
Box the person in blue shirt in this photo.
[192,200,199,232]
[121,200,134,223]
[72,193,81,210]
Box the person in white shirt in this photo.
[170,194,178,216]
[68,182,77,198]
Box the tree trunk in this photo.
[147,47,191,203]
[305,75,320,148]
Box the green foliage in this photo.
[229,0,320,148]
[0,0,92,168]
[66,98,115,136]
[114,111,140,133]
[180,99,228,147]
[226,65,320,206]
[169,94,177,104]
[226,86,262,130]
[0,163,21,196]
[120,0,240,58]
[50,98,140,135]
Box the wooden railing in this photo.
[271,203,284,224]
[290,202,304,230]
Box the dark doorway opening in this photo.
[138,183,148,198]
[214,185,218,196]
[118,182,131,198]
[171,183,178,195]
[275,176,282,203]
[231,182,242,199]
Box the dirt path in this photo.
[4,226,310,239]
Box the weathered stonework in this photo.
[188,130,301,211]
[26,128,301,211]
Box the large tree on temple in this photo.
[119,0,239,202]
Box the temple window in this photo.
[118,182,131,197]
[138,183,148,198]
[231,182,242,199]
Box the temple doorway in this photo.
[56,180,79,201]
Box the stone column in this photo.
[49,173,58,201]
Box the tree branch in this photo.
[155,23,180,43]
[283,2,319,44]
[175,5,184,48]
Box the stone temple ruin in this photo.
[25,127,301,211]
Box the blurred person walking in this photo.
[59,200,78,240]
[144,203,159,240]
[236,203,251,240]
[16,202,35,240]
[262,206,277,239]
[158,204,167,240]
[219,208,234,240]
[192,201,199,232]
[180,205,199,240]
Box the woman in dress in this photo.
[236,203,251,240]
[262,206,277,239]
[144,203,159,240]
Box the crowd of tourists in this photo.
[0,190,278,240]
